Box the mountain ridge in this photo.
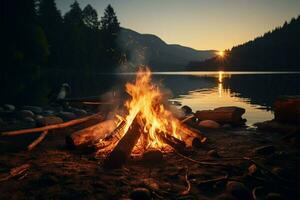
[118,28,216,71]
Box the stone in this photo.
[214,106,245,116]
[18,110,35,119]
[248,164,258,176]
[181,105,193,115]
[22,106,43,114]
[23,117,35,123]
[274,96,300,124]
[143,178,159,190]
[226,181,251,200]
[142,149,163,163]
[130,188,151,200]
[3,104,15,111]
[266,193,284,200]
[253,145,276,155]
[199,120,220,129]
[42,110,55,116]
[272,167,288,178]
[73,108,87,117]
[208,149,220,158]
[57,111,76,121]
[36,116,63,127]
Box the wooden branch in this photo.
[1,113,103,136]
[175,151,231,167]
[103,116,141,169]
[27,130,48,151]
[180,166,191,195]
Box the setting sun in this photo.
[217,50,225,57]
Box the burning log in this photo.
[179,125,207,147]
[103,118,142,169]
[157,132,186,153]
[65,119,117,149]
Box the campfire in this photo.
[66,67,207,168]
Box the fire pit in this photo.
[66,67,206,168]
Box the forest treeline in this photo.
[1,0,123,104]
[187,16,300,71]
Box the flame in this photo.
[122,67,182,152]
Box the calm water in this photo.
[141,71,300,125]
[11,70,299,126]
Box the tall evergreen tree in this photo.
[83,4,100,30]
[100,4,120,37]
[100,4,121,70]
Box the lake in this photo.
[129,71,300,126]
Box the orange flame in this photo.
[123,67,182,153]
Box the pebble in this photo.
[266,193,284,200]
[18,110,35,119]
[36,116,63,126]
[23,117,35,123]
[73,108,87,116]
[57,111,76,121]
[181,105,193,115]
[272,167,288,178]
[142,149,163,163]
[226,181,251,200]
[208,149,220,158]
[253,145,276,155]
[22,106,43,114]
[248,164,258,176]
[130,188,151,200]
[3,104,15,111]
[199,120,220,129]
[42,110,55,116]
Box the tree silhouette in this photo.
[83,4,100,29]
[38,0,63,66]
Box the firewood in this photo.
[157,132,186,153]
[1,113,103,136]
[65,119,116,149]
[27,130,48,151]
[103,117,141,169]
[179,125,207,146]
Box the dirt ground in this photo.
[0,121,299,200]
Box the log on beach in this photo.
[195,106,246,125]
[65,119,117,149]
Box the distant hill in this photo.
[187,16,300,71]
[118,28,216,71]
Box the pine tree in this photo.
[100,4,120,36]
[83,4,100,30]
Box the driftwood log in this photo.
[65,119,116,149]
[1,113,103,136]
[195,106,245,125]
[103,118,141,169]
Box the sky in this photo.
[57,0,300,51]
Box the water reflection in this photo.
[152,71,300,125]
